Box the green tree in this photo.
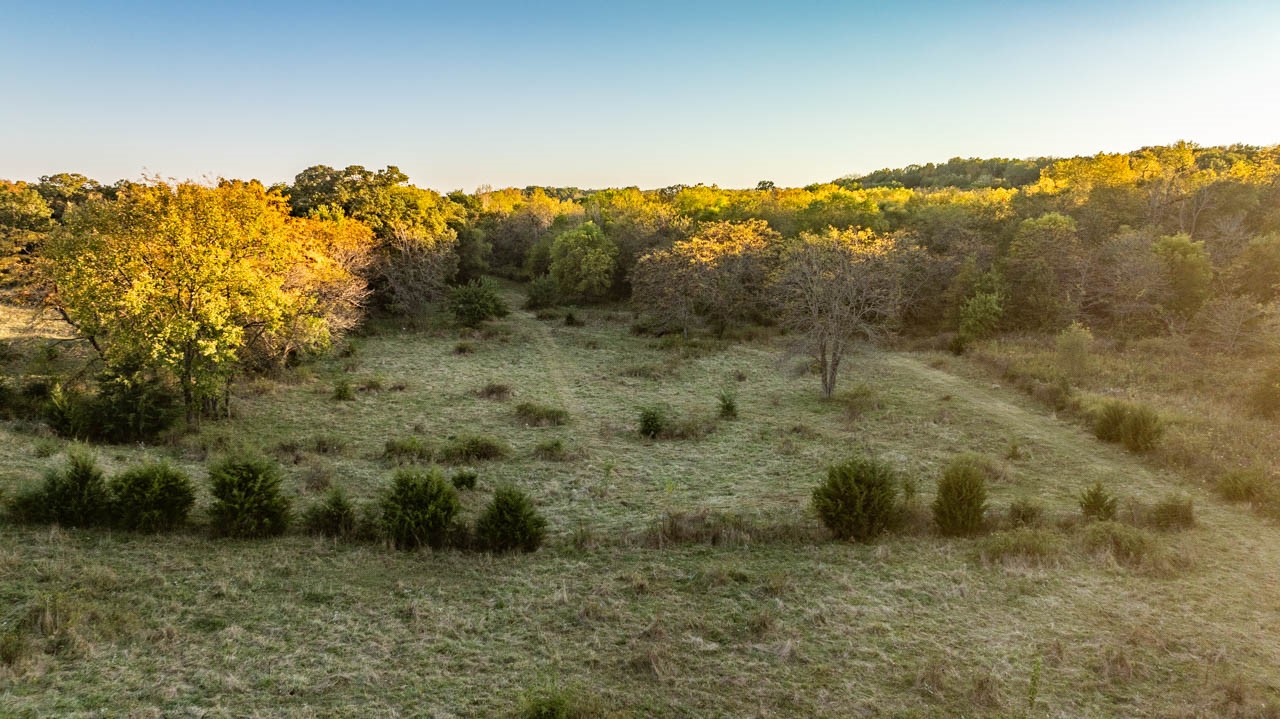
[549,221,618,300]
[1153,233,1213,321]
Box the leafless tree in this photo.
[774,227,902,398]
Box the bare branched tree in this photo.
[376,226,459,314]
[775,227,902,398]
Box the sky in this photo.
[2,0,1279,191]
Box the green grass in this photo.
[2,299,1280,716]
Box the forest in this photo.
[3,142,1280,717]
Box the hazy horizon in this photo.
[3,0,1278,191]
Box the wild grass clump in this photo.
[621,364,666,380]
[976,528,1065,568]
[563,311,585,327]
[380,466,460,550]
[8,450,110,527]
[1143,495,1196,531]
[1079,481,1118,521]
[476,382,512,400]
[1007,498,1044,528]
[1216,469,1266,503]
[643,510,824,548]
[1093,400,1164,452]
[309,434,347,455]
[109,462,195,532]
[207,455,290,538]
[453,341,476,355]
[475,484,547,553]
[932,454,989,536]
[451,469,478,490]
[532,438,572,462]
[302,487,359,539]
[383,436,432,464]
[1250,365,1280,418]
[518,684,605,719]
[812,455,900,541]
[448,279,509,328]
[636,406,714,441]
[839,382,881,420]
[1080,521,1158,569]
[439,434,508,463]
[515,401,569,427]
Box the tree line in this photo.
[3,141,1280,418]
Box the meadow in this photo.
[3,290,1280,718]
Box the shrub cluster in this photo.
[1093,400,1163,452]
[42,369,179,444]
[449,279,509,328]
[636,406,714,440]
[302,487,359,539]
[11,452,195,532]
[811,455,899,541]
[523,275,559,310]
[439,435,509,463]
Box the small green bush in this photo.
[302,487,359,539]
[515,402,569,427]
[109,462,195,532]
[381,467,460,550]
[718,389,738,420]
[439,435,508,463]
[475,484,547,553]
[1250,365,1280,418]
[207,455,290,538]
[449,279,509,328]
[638,407,668,439]
[453,341,475,355]
[563,311,585,327]
[932,455,989,536]
[1216,469,1266,502]
[1079,481,1118,521]
[383,436,432,464]
[523,275,559,310]
[1007,498,1044,528]
[332,380,355,401]
[8,450,110,527]
[811,456,900,541]
[1144,495,1195,531]
[451,469,478,490]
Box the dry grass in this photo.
[1,300,1280,716]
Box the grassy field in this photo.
[3,294,1280,717]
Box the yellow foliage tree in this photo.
[44,179,373,424]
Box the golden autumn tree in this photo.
[44,179,373,424]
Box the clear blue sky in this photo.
[2,1,1278,191]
